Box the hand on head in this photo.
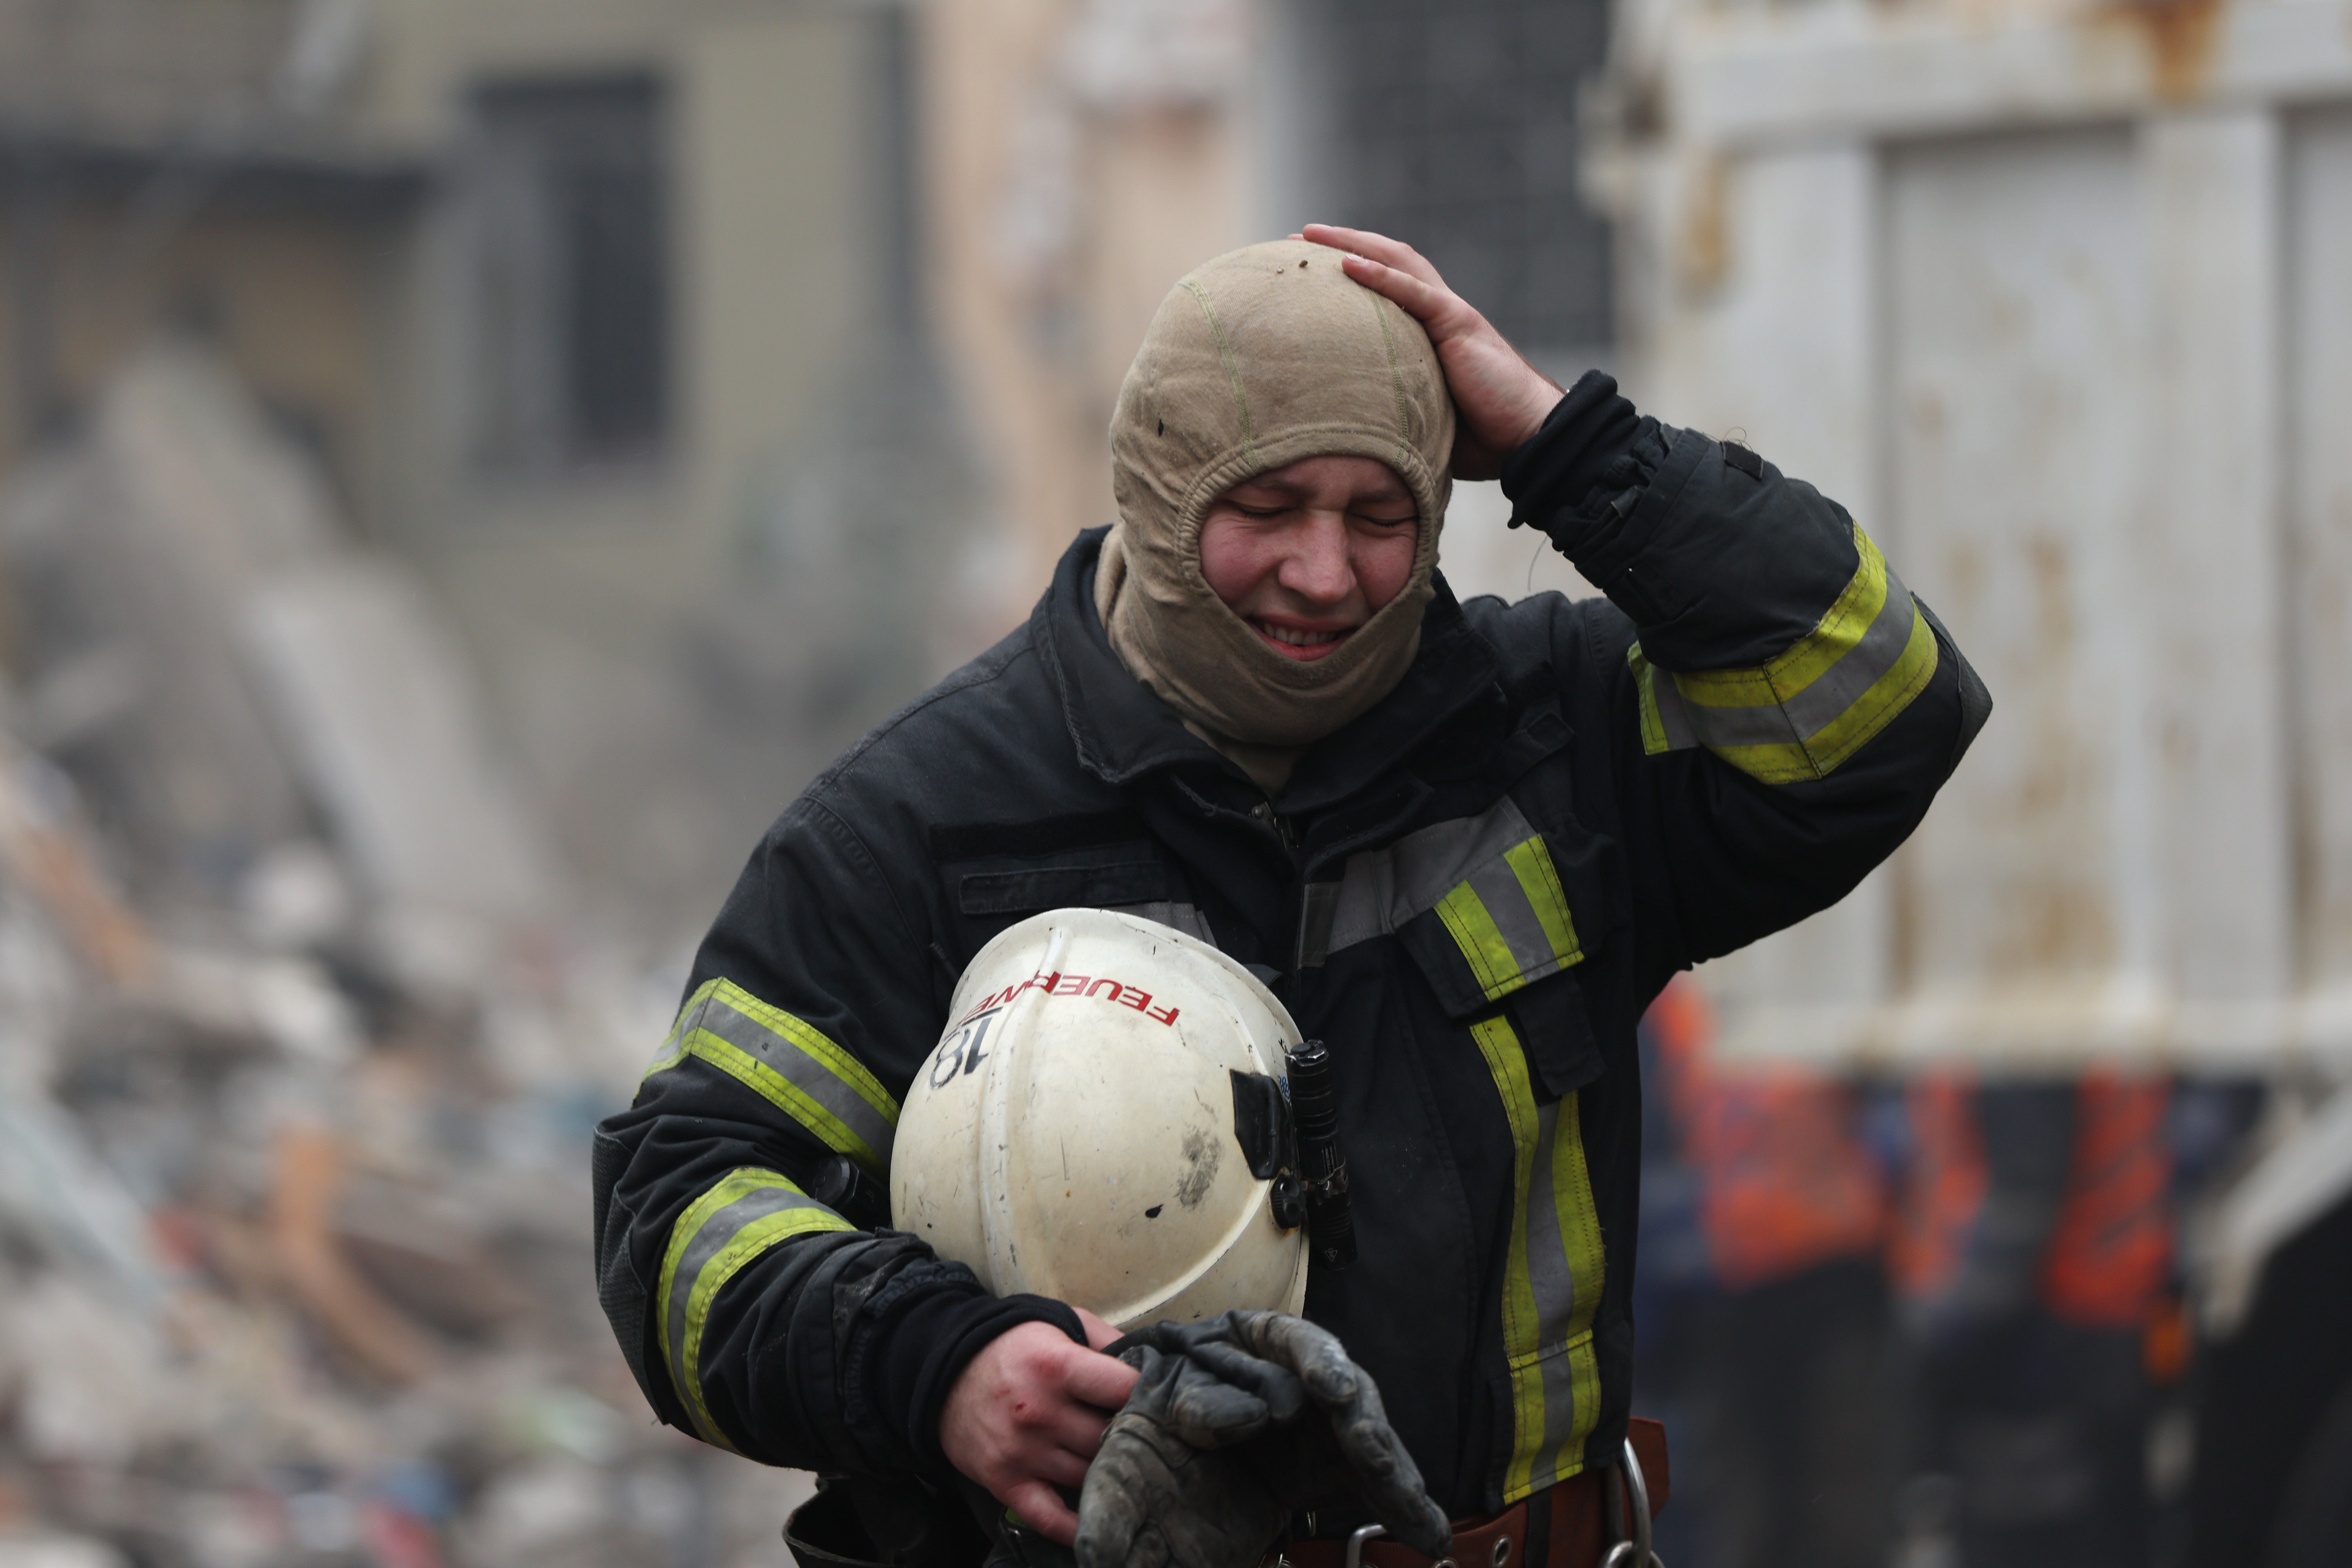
[1295,223,1563,481]
[940,1308,1136,1544]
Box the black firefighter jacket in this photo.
[592,388,1991,1528]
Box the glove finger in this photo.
[1340,1445,1450,1559]
[1183,1340,1308,1423]
[1166,1309,1251,1350]
[1208,1313,1449,1559]
[1250,1315,1361,1407]
[1111,1320,1196,1362]
[1320,1382,1451,1559]
[1379,1495,1455,1562]
[1125,1527,1174,1568]
[1167,1372,1272,1447]
[1072,1501,1137,1568]
[1119,1344,1190,1412]
[1076,1419,1175,1568]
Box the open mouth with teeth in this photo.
[1250,619,1355,661]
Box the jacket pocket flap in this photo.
[959,860,1169,916]
[1507,970,1605,1100]
[1396,832,1598,1018]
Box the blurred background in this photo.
[0,0,2344,1566]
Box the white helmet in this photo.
[891,907,1308,1330]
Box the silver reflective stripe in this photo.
[1475,1014,1607,1503]
[1771,566,1920,737]
[1630,526,1940,784]
[693,993,898,1168]
[1523,1100,1583,1347]
[664,1181,823,1426]
[1107,901,1216,944]
[1521,1094,1603,1490]
[1307,797,1539,964]
[1644,662,1699,750]
[1459,855,1562,982]
[1663,571,1920,752]
[659,1173,849,1448]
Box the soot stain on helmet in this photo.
[1176,1126,1222,1209]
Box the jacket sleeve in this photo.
[591,793,1082,1477]
[1503,372,1993,977]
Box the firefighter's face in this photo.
[1198,456,1421,664]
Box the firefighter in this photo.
[1891,1071,2176,1568]
[1641,978,1900,1568]
[592,227,1990,1568]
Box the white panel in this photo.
[1648,145,1877,500]
[2138,110,2290,1006]
[2289,109,2352,987]
[1651,144,1895,1027]
[1884,129,2148,1004]
[1671,0,2352,151]
[1600,0,2352,1068]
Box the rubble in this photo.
[0,343,807,1568]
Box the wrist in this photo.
[1501,371,1566,457]
[892,1293,1087,1474]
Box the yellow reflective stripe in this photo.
[1472,1014,1606,1504]
[642,977,717,1077]
[656,1169,851,1450]
[1434,838,1586,1005]
[1711,601,1941,783]
[1629,646,1672,757]
[706,980,898,1131]
[642,980,901,1176]
[1437,882,1521,1003]
[1625,528,1940,784]
[1548,1099,1606,1491]
[677,1029,891,1173]
[1671,526,1892,705]
[1472,1016,1545,1495]
[1504,838,1581,970]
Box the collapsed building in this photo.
[0,342,813,1568]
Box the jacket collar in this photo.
[1035,528,1503,812]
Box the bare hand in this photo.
[1299,223,1563,481]
[941,1310,1138,1544]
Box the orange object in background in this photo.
[2041,1071,2174,1328]
[1647,980,1887,1291]
[1886,1067,2173,1325]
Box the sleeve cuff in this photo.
[1500,370,1660,556]
[861,1269,1089,1475]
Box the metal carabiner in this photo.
[1345,1522,1455,1568]
[1597,1437,1662,1568]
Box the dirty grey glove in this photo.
[1073,1311,1451,1568]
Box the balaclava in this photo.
[1096,239,1455,784]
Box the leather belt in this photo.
[1281,1420,1669,1568]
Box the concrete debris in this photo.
[241,557,556,991]
[0,343,797,1567]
